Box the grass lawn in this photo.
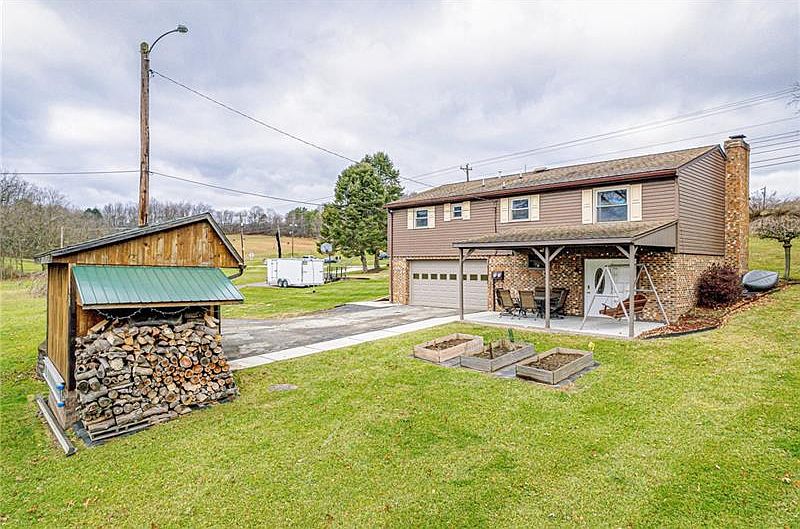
[1,237,798,527]
[224,270,389,319]
[1,278,798,527]
[750,236,798,279]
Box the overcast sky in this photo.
[2,1,798,213]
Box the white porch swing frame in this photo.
[580,261,669,330]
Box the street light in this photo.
[138,25,189,227]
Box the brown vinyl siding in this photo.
[390,200,497,257]
[390,179,679,257]
[676,149,726,255]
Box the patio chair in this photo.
[600,293,648,320]
[495,289,521,317]
[534,287,569,318]
[518,290,537,318]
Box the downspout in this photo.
[227,263,246,280]
[388,209,394,302]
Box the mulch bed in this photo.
[525,352,583,371]
[426,338,471,351]
[640,285,787,339]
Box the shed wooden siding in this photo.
[50,222,240,268]
[46,264,71,385]
[676,149,726,255]
[389,179,680,257]
[390,200,497,257]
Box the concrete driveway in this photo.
[222,302,457,361]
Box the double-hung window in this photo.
[415,208,429,228]
[595,188,628,222]
[511,198,529,221]
[452,204,463,219]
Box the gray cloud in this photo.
[2,0,798,212]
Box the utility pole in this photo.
[138,25,188,227]
[760,186,767,209]
[60,226,64,248]
[460,163,472,182]
[139,42,150,227]
[239,212,245,258]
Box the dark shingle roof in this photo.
[389,145,718,207]
[454,220,676,248]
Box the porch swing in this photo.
[579,263,669,330]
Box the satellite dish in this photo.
[320,242,333,254]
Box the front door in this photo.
[584,259,631,316]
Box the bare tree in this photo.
[752,206,800,280]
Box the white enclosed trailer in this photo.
[266,257,325,287]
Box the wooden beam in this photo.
[458,248,465,321]
[628,243,636,338]
[544,246,551,329]
[615,245,630,259]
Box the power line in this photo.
[751,143,800,156]
[454,117,798,183]
[749,138,800,150]
[405,87,795,184]
[149,170,325,207]
[751,158,800,169]
[749,130,799,144]
[12,170,139,176]
[150,69,438,189]
[151,69,359,165]
[749,153,800,164]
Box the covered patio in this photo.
[453,221,677,338]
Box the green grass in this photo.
[1,278,798,527]
[750,236,798,279]
[224,269,389,319]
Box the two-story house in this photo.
[385,135,750,334]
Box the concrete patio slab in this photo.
[463,311,664,338]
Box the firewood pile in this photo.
[74,311,238,441]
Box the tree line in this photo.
[1,151,402,275]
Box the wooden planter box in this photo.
[460,339,535,372]
[515,347,593,384]
[413,333,483,363]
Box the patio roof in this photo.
[452,220,677,249]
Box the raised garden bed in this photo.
[413,333,483,363]
[515,347,593,385]
[460,339,535,372]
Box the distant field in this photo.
[228,234,322,260]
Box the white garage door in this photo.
[409,260,488,311]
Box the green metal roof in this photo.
[72,265,244,307]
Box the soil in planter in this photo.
[527,352,582,371]
[426,338,471,351]
[472,343,520,359]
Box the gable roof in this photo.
[388,145,719,208]
[36,212,243,265]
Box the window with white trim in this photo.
[595,188,628,222]
[452,203,463,219]
[511,198,529,221]
[415,208,429,228]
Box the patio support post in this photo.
[458,248,464,321]
[628,243,637,338]
[544,246,551,329]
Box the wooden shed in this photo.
[36,213,245,433]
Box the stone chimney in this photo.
[723,135,750,274]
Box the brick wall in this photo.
[391,248,723,321]
[390,257,410,304]
[487,248,723,322]
[723,136,750,274]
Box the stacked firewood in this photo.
[74,311,238,441]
